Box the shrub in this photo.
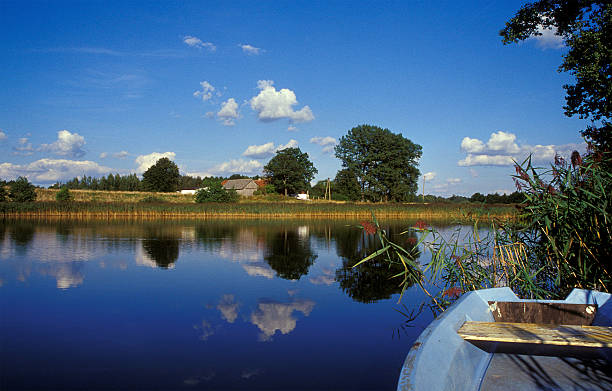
[195,182,238,203]
[9,177,37,202]
[55,186,73,202]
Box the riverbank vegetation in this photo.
[0,196,518,220]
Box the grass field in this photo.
[0,189,519,221]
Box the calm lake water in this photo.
[0,219,448,390]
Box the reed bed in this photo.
[0,200,517,221]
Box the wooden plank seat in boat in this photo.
[458,321,612,348]
[457,301,612,357]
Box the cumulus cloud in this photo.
[250,298,315,341]
[194,320,215,341]
[193,81,215,101]
[530,25,564,49]
[423,172,436,181]
[239,44,263,55]
[208,159,263,175]
[0,158,112,184]
[310,136,337,153]
[217,98,239,126]
[99,152,108,159]
[183,35,216,51]
[217,294,239,323]
[250,80,314,123]
[113,151,129,159]
[458,131,583,167]
[40,130,86,158]
[287,125,297,132]
[0,130,6,141]
[242,140,298,159]
[135,151,176,173]
[13,137,34,156]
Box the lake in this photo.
[0,218,448,390]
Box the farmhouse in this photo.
[222,179,259,197]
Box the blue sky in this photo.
[0,1,588,196]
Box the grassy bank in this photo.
[1,197,518,221]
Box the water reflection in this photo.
[0,219,441,390]
[264,229,317,280]
[0,219,426,301]
[250,298,316,341]
[334,226,421,303]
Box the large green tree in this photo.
[263,147,317,196]
[9,176,37,202]
[334,169,361,201]
[142,158,180,192]
[334,125,422,202]
[500,1,611,151]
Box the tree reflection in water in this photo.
[334,225,421,303]
[264,229,317,280]
[141,228,180,269]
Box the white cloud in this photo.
[242,142,276,159]
[242,140,298,159]
[0,130,6,141]
[0,158,112,184]
[113,150,129,159]
[287,126,297,132]
[135,151,176,173]
[458,154,515,167]
[217,98,239,126]
[208,159,263,175]
[99,152,108,159]
[183,36,216,51]
[194,320,215,341]
[250,299,315,341]
[447,178,462,184]
[460,137,485,153]
[469,168,478,178]
[276,139,298,151]
[423,172,436,181]
[531,25,564,49]
[239,44,263,55]
[458,131,584,167]
[40,130,86,158]
[194,81,215,101]
[13,137,34,156]
[250,80,314,123]
[217,294,239,323]
[310,136,337,153]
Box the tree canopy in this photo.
[500,1,611,151]
[142,158,181,192]
[9,177,37,202]
[334,125,422,202]
[263,147,317,196]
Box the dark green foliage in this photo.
[142,158,180,192]
[334,169,361,201]
[55,186,73,202]
[0,180,7,202]
[179,175,204,190]
[228,174,250,180]
[9,177,37,202]
[334,125,422,202]
[264,147,317,196]
[194,182,238,203]
[514,152,611,295]
[500,1,611,152]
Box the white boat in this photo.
[397,287,612,390]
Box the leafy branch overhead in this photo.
[500,1,611,151]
